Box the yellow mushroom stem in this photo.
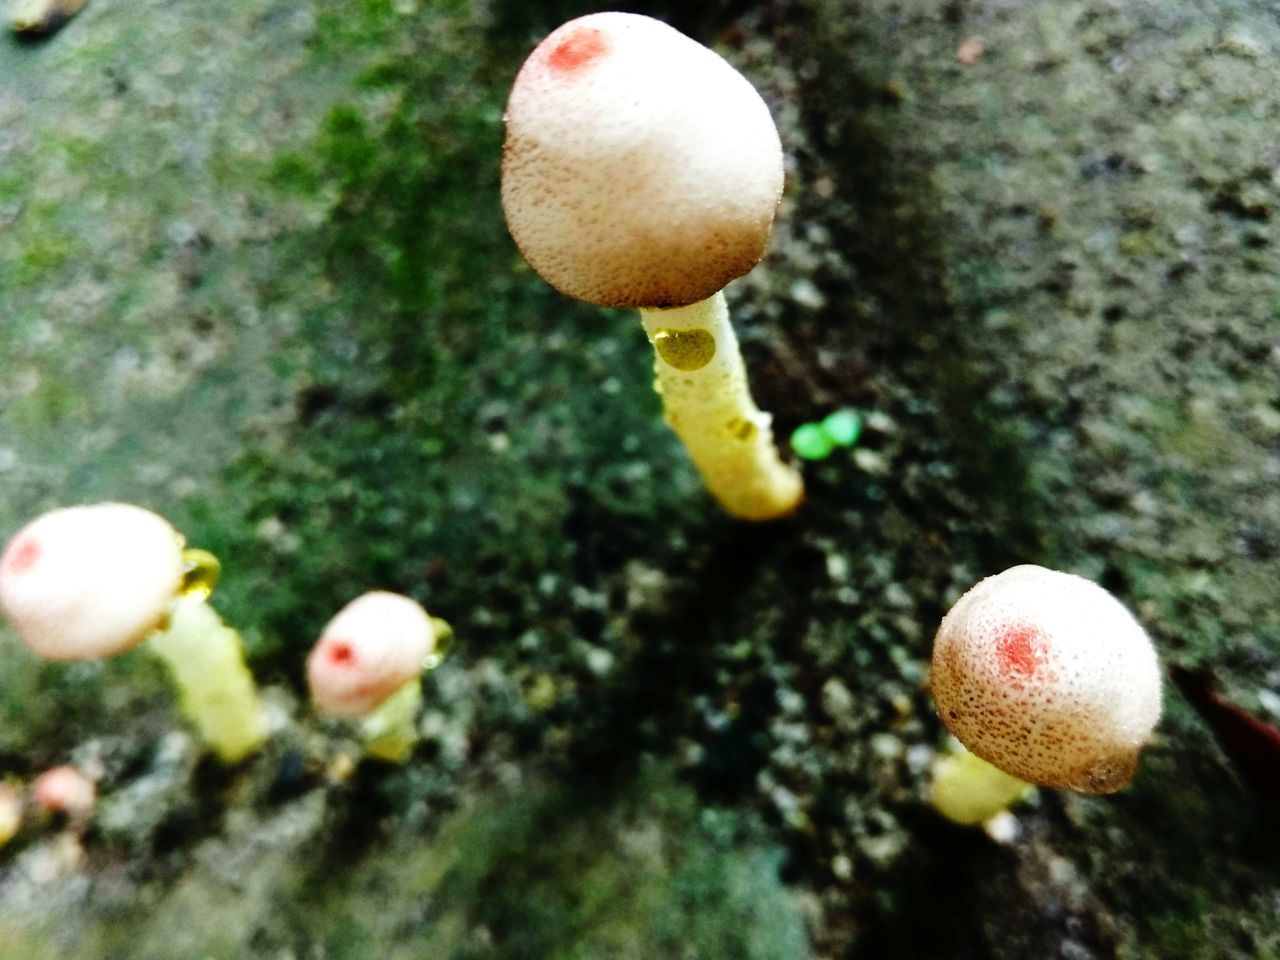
[930,741,1035,826]
[357,678,423,763]
[0,784,22,847]
[638,292,803,520]
[357,616,449,761]
[147,596,268,764]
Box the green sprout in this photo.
[819,409,862,446]
[789,409,863,461]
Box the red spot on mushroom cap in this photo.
[996,623,1038,678]
[326,639,355,667]
[1,536,40,575]
[546,26,609,74]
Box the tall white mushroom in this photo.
[0,503,267,763]
[502,13,803,520]
[929,564,1162,823]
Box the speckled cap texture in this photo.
[0,503,184,660]
[308,591,437,717]
[501,12,784,309]
[931,565,1162,793]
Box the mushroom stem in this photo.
[639,292,803,520]
[930,741,1034,826]
[357,678,423,763]
[0,784,23,848]
[147,597,268,764]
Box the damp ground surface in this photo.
[1,0,1278,957]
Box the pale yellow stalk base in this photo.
[10,0,86,33]
[931,741,1035,826]
[358,678,423,763]
[0,784,21,847]
[639,292,803,521]
[148,597,268,764]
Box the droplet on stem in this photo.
[179,548,221,602]
[653,327,716,371]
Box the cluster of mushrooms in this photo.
[502,12,1163,824]
[0,503,446,769]
[0,13,1163,838]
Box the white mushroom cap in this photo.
[32,765,96,820]
[501,12,784,309]
[931,565,1162,793]
[0,503,184,661]
[307,591,438,717]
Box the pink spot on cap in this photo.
[326,639,356,667]
[547,26,609,74]
[33,765,95,818]
[996,624,1039,679]
[2,536,40,575]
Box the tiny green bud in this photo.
[820,409,862,447]
[790,423,835,461]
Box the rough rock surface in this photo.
[1,0,1277,957]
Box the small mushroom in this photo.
[931,564,1162,794]
[31,765,95,824]
[0,503,267,763]
[308,591,448,762]
[502,13,802,520]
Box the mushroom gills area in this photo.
[639,292,802,520]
